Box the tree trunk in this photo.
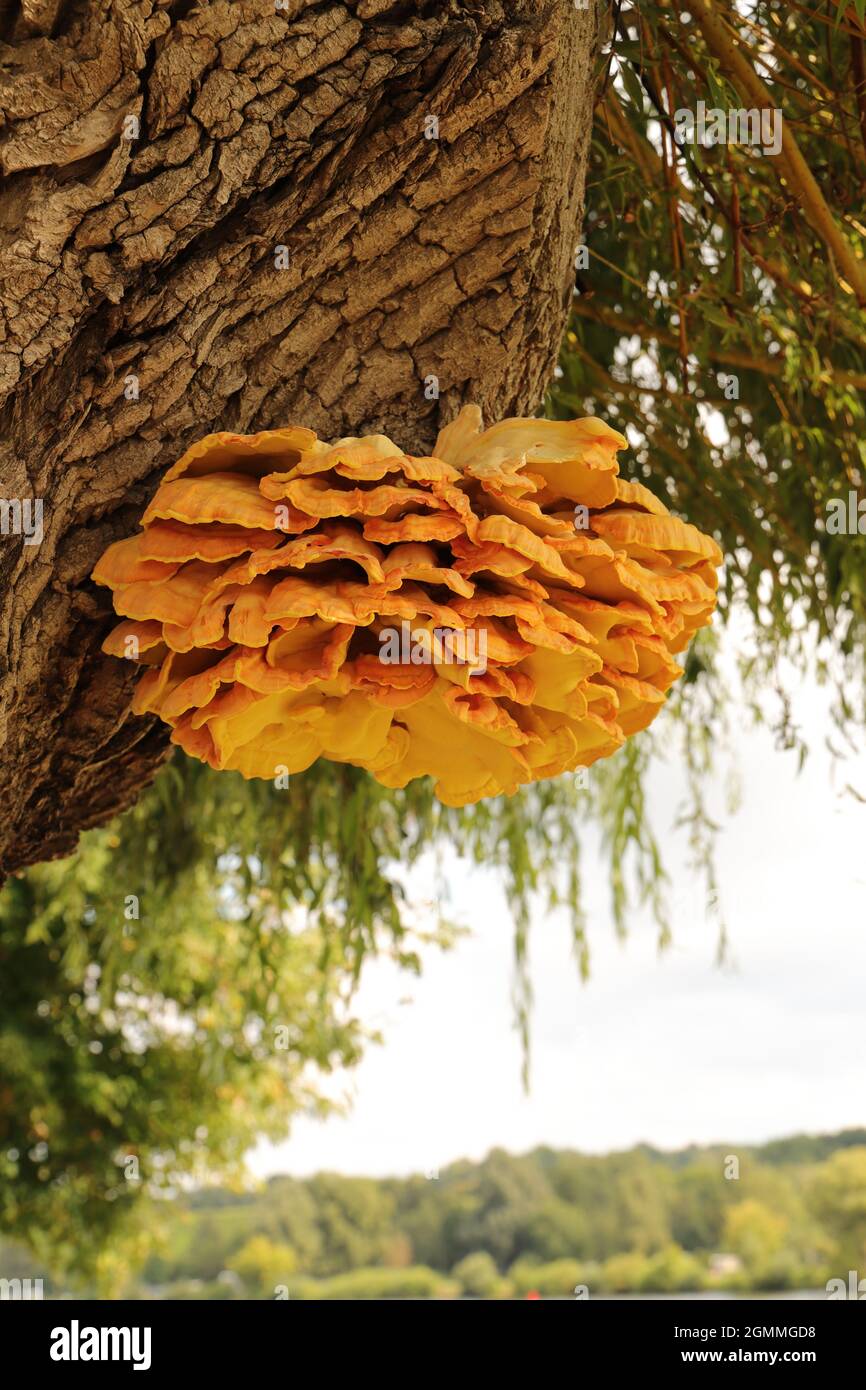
[0,0,602,877]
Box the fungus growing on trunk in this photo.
[93,408,722,806]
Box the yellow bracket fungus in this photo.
[93,408,722,806]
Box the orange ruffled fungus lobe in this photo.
[93,408,722,806]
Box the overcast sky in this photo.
[249,613,866,1179]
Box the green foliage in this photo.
[227,1235,297,1296]
[20,1128,852,1297]
[1,1130,854,1296]
[288,1265,459,1301]
[0,812,365,1286]
[808,1146,866,1271]
[601,1249,663,1293]
[450,1250,509,1298]
[554,0,866,744]
[0,740,677,1274]
[668,1164,728,1250]
[303,1173,397,1276]
[723,1199,788,1269]
[508,1257,590,1297]
[639,1243,706,1292]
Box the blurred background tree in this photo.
[808,1147,866,1270]
[227,1235,297,1299]
[59,1133,859,1300]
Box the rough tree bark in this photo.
[0,0,602,877]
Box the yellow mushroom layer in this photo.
[93,406,722,806]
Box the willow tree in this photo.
[558,0,866,746]
[0,0,601,875]
[3,0,866,1284]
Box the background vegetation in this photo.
[2,1132,864,1299]
[556,0,866,752]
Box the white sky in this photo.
[248,614,866,1179]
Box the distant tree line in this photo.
[23,1129,858,1298]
